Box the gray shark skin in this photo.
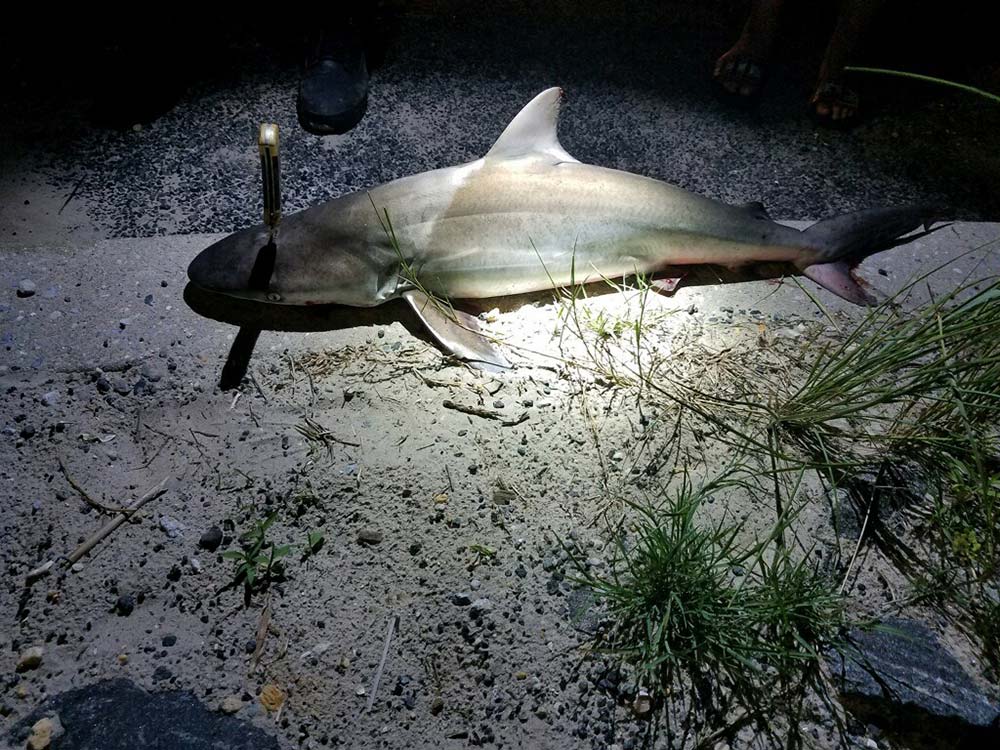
[188,87,937,367]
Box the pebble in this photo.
[114,594,135,616]
[40,391,59,406]
[632,689,653,718]
[152,666,172,682]
[220,695,243,714]
[16,646,44,672]
[26,715,63,750]
[159,516,184,539]
[17,279,37,298]
[198,526,223,552]
[161,634,177,647]
[357,527,383,545]
[20,424,36,440]
[450,592,473,606]
[470,598,494,615]
[188,557,203,573]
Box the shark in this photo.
[188,87,937,368]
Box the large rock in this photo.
[9,679,279,749]
[828,618,999,732]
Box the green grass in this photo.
[556,247,1000,717]
[570,466,847,739]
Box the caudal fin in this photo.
[797,206,943,305]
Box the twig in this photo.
[24,560,54,585]
[442,400,526,426]
[58,457,127,515]
[251,592,272,670]
[65,476,169,566]
[366,615,399,712]
[58,177,84,215]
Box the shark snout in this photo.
[188,228,274,296]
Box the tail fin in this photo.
[797,206,942,305]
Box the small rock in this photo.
[430,696,444,715]
[632,688,653,718]
[26,715,64,750]
[451,592,473,606]
[188,557,202,573]
[114,594,135,616]
[19,424,36,440]
[492,487,515,505]
[17,279,37,298]
[16,646,44,672]
[159,516,184,539]
[470,598,494,615]
[408,541,422,555]
[260,684,284,712]
[40,391,60,406]
[161,634,177,647]
[220,695,243,715]
[357,527,383,545]
[198,526,223,552]
[355,686,367,697]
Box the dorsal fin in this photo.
[739,201,771,220]
[485,87,579,164]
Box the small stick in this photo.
[65,476,169,566]
[366,615,399,713]
[58,457,127,515]
[24,560,54,585]
[251,593,272,670]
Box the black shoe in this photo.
[297,30,369,135]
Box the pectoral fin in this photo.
[402,289,511,371]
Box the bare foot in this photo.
[713,0,785,100]
[810,80,861,125]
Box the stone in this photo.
[566,588,601,634]
[114,594,135,616]
[40,391,59,406]
[26,714,63,750]
[198,526,223,552]
[159,516,184,539]
[357,527,383,545]
[16,646,44,672]
[17,279,37,298]
[632,689,652,718]
[827,618,1000,729]
[220,695,243,715]
[9,678,279,748]
[470,598,494,615]
[161,634,177,647]
[450,592,473,606]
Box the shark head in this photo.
[187,202,397,307]
[187,224,280,301]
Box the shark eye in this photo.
[266,292,282,302]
